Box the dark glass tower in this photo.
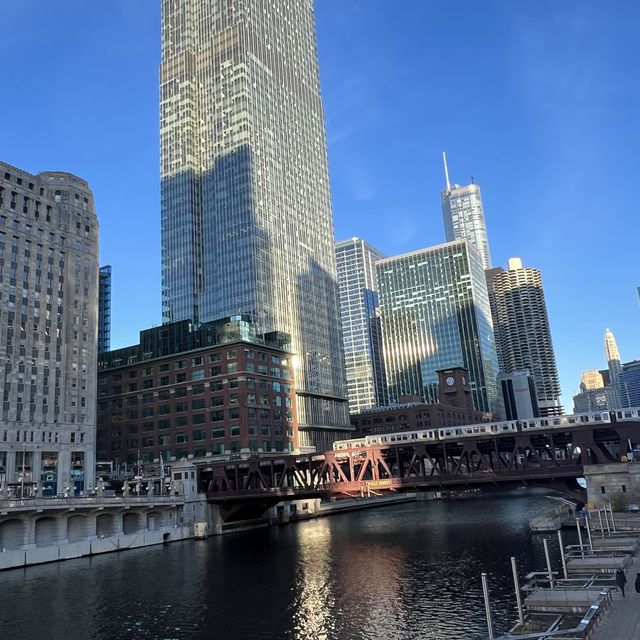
[98,265,112,353]
[160,0,350,448]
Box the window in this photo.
[209,353,221,363]
[193,429,207,441]
[175,387,187,397]
[601,486,606,494]
[174,360,186,370]
[127,383,137,392]
[158,435,171,445]
[210,410,224,422]
[230,425,240,437]
[191,369,204,381]
[192,414,205,425]
[210,366,221,376]
[158,419,171,429]
[142,407,154,417]
[175,372,186,383]
[176,432,188,443]
[192,399,205,410]
[192,356,203,366]
[210,380,223,392]
[192,384,204,395]
[227,362,237,374]
[227,349,237,360]
[211,427,225,439]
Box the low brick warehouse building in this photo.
[97,316,298,470]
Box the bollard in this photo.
[481,572,495,640]
[543,538,555,588]
[558,530,568,579]
[585,511,594,553]
[511,557,525,625]
[598,509,605,539]
[576,518,585,558]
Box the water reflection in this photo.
[0,494,567,640]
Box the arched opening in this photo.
[67,515,90,542]
[96,513,115,537]
[35,517,58,547]
[0,519,25,550]
[123,512,141,534]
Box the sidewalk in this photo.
[591,567,640,640]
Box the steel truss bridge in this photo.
[205,420,640,514]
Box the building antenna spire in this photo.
[442,151,451,191]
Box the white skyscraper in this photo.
[440,153,492,270]
[160,0,350,448]
[335,238,387,413]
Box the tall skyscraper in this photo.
[620,360,640,407]
[335,238,387,413]
[0,162,99,496]
[440,153,492,270]
[604,328,623,408]
[160,0,350,449]
[376,240,500,414]
[487,258,563,416]
[98,265,112,353]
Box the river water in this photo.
[0,493,567,640]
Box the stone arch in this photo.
[123,512,141,534]
[96,513,115,537]
[67,515,90,542]
[0,519,25,550]
[35,517,59,547]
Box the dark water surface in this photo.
[0,494,566,640]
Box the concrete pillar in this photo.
[209,504,223,535]
[31,450,42,490]
[23,517,36,548]
[57,449,71,495]
[84,446,95,491]
[6,451,17,486]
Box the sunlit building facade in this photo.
[441,154,492,270]
[0,162,99,496]
[335,238,387,413]
[487,258,563,416]
[160,0,350,449]
[376,240,500,414]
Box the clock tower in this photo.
[437,367,474,412]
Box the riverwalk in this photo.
[591,578,640,640]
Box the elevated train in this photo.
[333,408,640,450]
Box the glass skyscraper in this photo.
[98,265,112,353]
[335,238,387,413]
[440,153,492,270]
[160,0,350,448]
[376,240,500,414]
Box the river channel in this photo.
[0,493,567,640]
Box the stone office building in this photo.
[97,316,299,470]
[0,162,99,496]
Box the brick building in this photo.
[97,316,298,471]
[350,368,494,435]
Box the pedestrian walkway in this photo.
[591,565,640,640]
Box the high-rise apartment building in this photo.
[487,258,563,416]
[440,153,492,270]
[376,240,500,414]
[620,360,640,407]
[98,265,112,353]
[160,0,350,449]
[335,238,387,413]
[0,162,99,496]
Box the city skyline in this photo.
[1,1,639,409]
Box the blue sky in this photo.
[1,1,638,407]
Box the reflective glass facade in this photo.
[441,183,492,270]
[335,238,387,413]
[376,241,499,414]
[160,0,350,448]
[98,265,111,353]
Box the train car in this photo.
[366,429,438,446]
[333,438,367,450]
[614,408,640,422]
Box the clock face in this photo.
[445,376,455,386]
